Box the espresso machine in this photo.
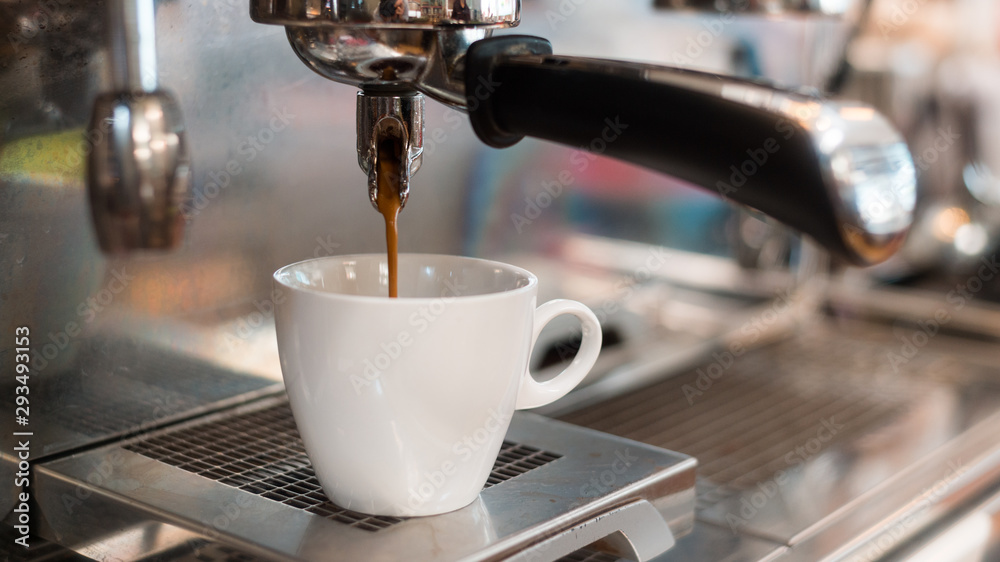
[4,0,1000,560]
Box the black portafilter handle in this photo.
[464,36,917,267]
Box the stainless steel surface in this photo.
[0,451,21,524]
[558,519,791,562]
[556,548,621,562]
[653,0,866,17]
[558,317,1000,561]
[251,0,515,107]
[66,521,258,561]
[778,415,1000,561]
[0,338,281,459]
[0,524,93,562]
[35,396,696,561]
[108,0,157,92]
[88,0,191,252]
[550,235,798,297]
[649,521,787,562]
[508,500,676,562]
[285,25,488,108]
[884,486,1000,562]
[357,91,424,210]
[829,278,1000,343]
[0,339,279,549]
[250,0,521,28]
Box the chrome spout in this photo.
[358,91,425,212]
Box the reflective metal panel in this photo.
[649,521,786,562]
[560,317,1000,560]
[0,338,280,460]
[654,0,865,18]
[251,0,520,28]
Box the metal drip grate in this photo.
[125,403,561,532]
[40,338,275,439]
[487,443,561,488]
[51,389,203,437]
[560,329,937,510]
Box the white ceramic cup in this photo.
[273,254,602,517]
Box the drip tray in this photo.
[35,396,695,562]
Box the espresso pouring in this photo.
[375,136,403,298]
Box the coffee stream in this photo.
[375,136,403,298]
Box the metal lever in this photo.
[506,500,676,562]
[87,0,191,252]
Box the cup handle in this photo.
[515,299,603,410]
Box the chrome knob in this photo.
[88,0,191,252]
[88,91,191,252]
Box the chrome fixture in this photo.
[250,0,916,266]
[652,0,866,17]
[252,1,516,107]
[357,91,424,211]
[252,0,517,208]
[88,0,191,252]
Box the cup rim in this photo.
[273,253,539,303]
